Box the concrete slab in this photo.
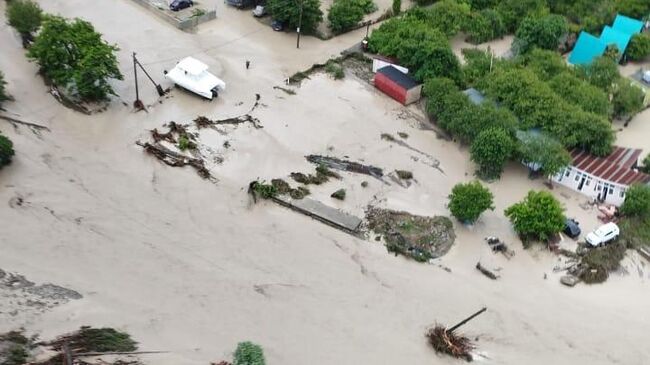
[273,195,362,233]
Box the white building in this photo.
[553,147,650,206]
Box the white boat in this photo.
[165,57,226,100]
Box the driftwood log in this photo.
[476,262,498,280]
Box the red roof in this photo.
[570,147,650,186]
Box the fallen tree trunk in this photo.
[136,141,215,182]
[305,155,383,180]
[0,114,50,131]
[476,262,498,280]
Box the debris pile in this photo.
[425,307,486,362]
[475,262,498,280]
[306,155,383,180]
[485,236,515,259]
[365,208,455,262]
[291,164,341,185]
[0,327,146,365]
[559,241,627,285]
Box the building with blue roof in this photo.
[568,14,644,66]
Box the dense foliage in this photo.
[392,0,400,15]
[505,190,565,242]
[423,77,517,144]
[516,132,571,177]
[612,80,645,119]
[496,0,548,32]
[627,33,650,62]
[514,14,568,54]
[0,133,15,169]
[621,184,650,218]
[578,56,620,92]
[470,127,515,179]
[327,0,364,33]
[6,0,42,36]
[27,16,123,101]
[547,72,611,116]
[479,66,614,156]
[465,9,506,44]
[368,16,461,82]
[641,154,650,174]
[267,0,323,34]
[549,0,650,32]
[0,71,8,106]
[448,181,494,223]
[233,341,266,365]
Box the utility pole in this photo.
[296,0,303,49]
[132,52,166,110]
[133,52,143,110]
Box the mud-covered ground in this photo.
[1,1,649,365]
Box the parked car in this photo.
[170,0,193,11]
[271,19,284,31]
[643,70,650,83]
[252,5,266,17]
[563,218,581,239]
[164,57,226,100]
[585,222,619,247]
[226,0,255,8]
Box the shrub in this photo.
[504,190,565,243]
[548,72,611,116]
[578,56,620,92]
[0,71,8,106]
[0,133,15,169]
[470,127,515,179]
[448,181,494,223]
[324,61,344,79]
[75,327,137,352]
[267,0,323,34]
[328,0,364,34]
[6,0,42,36]
[465,9,505,44]
[27,16,123,101]
[233,341,266,365]
[641,154,650,174]
[496,0,548,32]
[358,0,377,13]
[391,0,400,15]
[627,32,650,61]
[620,184,650,218]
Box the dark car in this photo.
[271,19,284,31]
[564,218,581,239]
[227,0,256,8]
[170,0,193,11]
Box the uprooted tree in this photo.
[27,15,123,102]
[233,341,266,365]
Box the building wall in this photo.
[552,167,628,206]
[404,85,423,105]
[374,74,407,105]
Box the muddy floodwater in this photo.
[1,1,649,365]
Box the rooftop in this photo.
[377,66,419,89]
[570,146,650,186]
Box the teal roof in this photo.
[600,26,632,56]
[568,32,607,65]
[612,14,644,35]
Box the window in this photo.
[620,189,625,198]
[609,187,614,194]
[565,168,571,177]
[586,178,591,186]
[574,172,581,182]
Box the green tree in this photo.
[470,127,515,179]
[579,56,620,91]
[504,190,565,242]
[615,0,650,19]
[0,133,15,169]
[518,48,567,79]
[233,341,266,365]
[0,71,8,106]
[448,181,495,223]
[6,0,43,38]
[627,33,650,62]
[516,132,571,177]
[548,72,611,116]
[612,80,644,119]
[468,0,499,10]
[620,184,650,217]
[368,17,462,83]
[514,14,568,54]
[496,0,548,32]
[421,0,471,38]
[392,0,401,15]
[27,16,123,101]
[327,0,364,33]
[267,0,323,34]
